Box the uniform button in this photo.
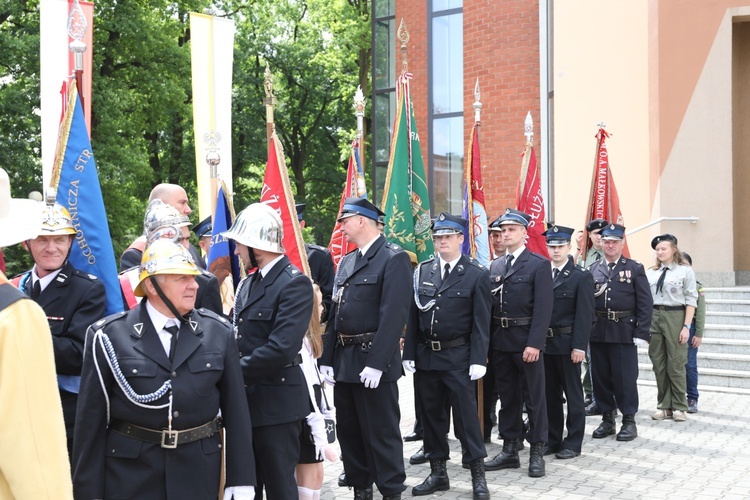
[438,294,442,297]
[342,299,346,303]
[132,369,138,374]
[173,411,180,418]
[171,371,177,377]
[238,335,242,340]
[457,292,461,295]
[206,363,212,368]
[364,278,368,282]
[112,449,116,454]
[436,306,440,310]
[239,318,243,324]
[434,320,438,324]
[239,352,243,357]
[258,313,262,317]
[281,377,286,382]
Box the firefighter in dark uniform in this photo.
[319,197,411,500]
[13,200,106,459]
[542,225,594,459]
[484,208,552,478]
[589,224,653,442]
[72,239,256,499]
[223,203,313,500]
[297,203,335,319]
[119,200,223,316]
[403,213,490,499]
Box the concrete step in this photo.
[637,378,750,396]
[639,363,750,389]
[703,287,750,301]
[704,311,750,326]
[697,338,750,355]
[638,351,750,371]
[705,299,750,313]
[702,324,750,340]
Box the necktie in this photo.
[594,252,601,262]
[608,262,616,277]
[656,267,668,294]
[506,254,514,272]
[443,263,451,282]
[250,272,263,294]
[552,268,560,280]
[165,324,179,361]
[31,279,41,299]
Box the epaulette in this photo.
[72,268,100,282]
[385,242,402,252]
[284,264,304,277]
[201,269,217,278]
[91,310,128,329]
[194,307,231,326]
[466,257,485,270]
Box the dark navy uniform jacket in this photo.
[589,257,653,343]
[546,256,595,356]
[234,255,313,428]
[404,254,490,370]
[488,248,553,352]
[320,235,412,384]
[16,260,106,376]
[72,303,255,499]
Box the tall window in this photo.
[371,0,396,203]
[429,0,463,214]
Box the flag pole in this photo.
[263,63,276,146]
[205,132,221,222]
[354,85,366,172]
[473,78,486,437]
[67,0,87,114]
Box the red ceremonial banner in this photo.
[583,127,630,257]
[260,133,310,275]
[516,143,548,257]
[328,140,365,270]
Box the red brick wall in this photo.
[394,0,540,220]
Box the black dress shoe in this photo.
[338,470,348,487]
[403,432,423,442]
[584,395,593,407]
[554,449,580,459]
[409,445,428,465]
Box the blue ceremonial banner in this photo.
[52,81,123,315]
[208,184,240,287]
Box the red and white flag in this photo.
[583,127,630,257]
[260,133,310,275]
[515,140,548,257]
[327,140,367,270]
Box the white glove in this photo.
[306,412,328,460]
[402,360,416,373]
[321,404,336,424]
[223,486,255,500]
[469,364,487,380]
[633,337,648,347]
[359,366,383,389]
[320,365,336,386]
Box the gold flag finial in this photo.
[473,79,482,125]
[524,111,534,143]
[263,63,276,142]
[264,63,275,101]
[397,19,410,71]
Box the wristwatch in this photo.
[683,324,690,329]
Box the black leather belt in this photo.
[110,417,223,449]
[547,325,573,338]
[493,316,533,328]
[653,305,685,311]
[420,335,470,351]
[284,353,303,368]
[595,309,635,321]
[337,332,377,346]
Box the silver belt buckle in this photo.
[161,429,179,449]
[431,341,442,351]
[547,328,554,338]
[500,317,509,328]
[607,310,618,322]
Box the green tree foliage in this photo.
[0,0,370,276]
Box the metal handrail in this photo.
[626,216,699,236]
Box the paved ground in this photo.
[319,376,750,499]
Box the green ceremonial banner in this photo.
[381,71,434,264]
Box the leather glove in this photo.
[633,337,648,347]
[359,366,383,389]
[306,412,328,460]
[320,365,336,386]
[468,364,487,380]
[223,486,255,500]
[402,360,416,373]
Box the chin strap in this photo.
[149,276,191,324]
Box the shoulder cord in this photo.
[413,264,437,312]
[92,329,172,428]
[232,275,250,337]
